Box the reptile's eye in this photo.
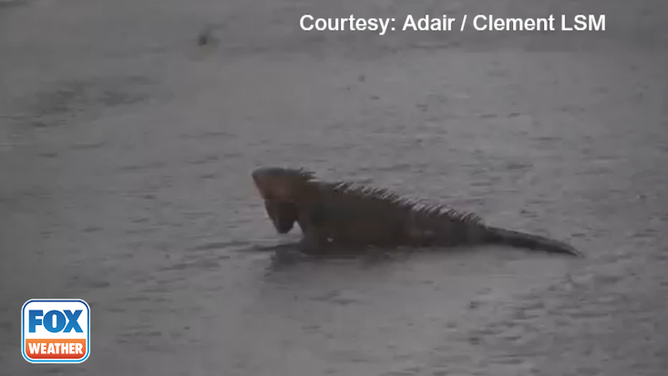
[273,183,292,201]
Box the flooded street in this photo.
[1,0,667,375]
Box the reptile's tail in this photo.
[483,226,582,257]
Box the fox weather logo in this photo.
[21,299,90,364]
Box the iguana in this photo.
[252,166,582,257]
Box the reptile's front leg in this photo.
[298,226,332,254]
[294,200,332,254]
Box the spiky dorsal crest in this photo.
[324,179,484,226]
[287,167,317,182]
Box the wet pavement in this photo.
[1,0,667,375]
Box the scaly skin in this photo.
[252,167,582,257]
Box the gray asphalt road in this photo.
[1,0,667,375]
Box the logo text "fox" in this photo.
[28,310,83,333]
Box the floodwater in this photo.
[1,0,667,375]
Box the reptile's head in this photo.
[263,200,298,234]
[251,167,314,234]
